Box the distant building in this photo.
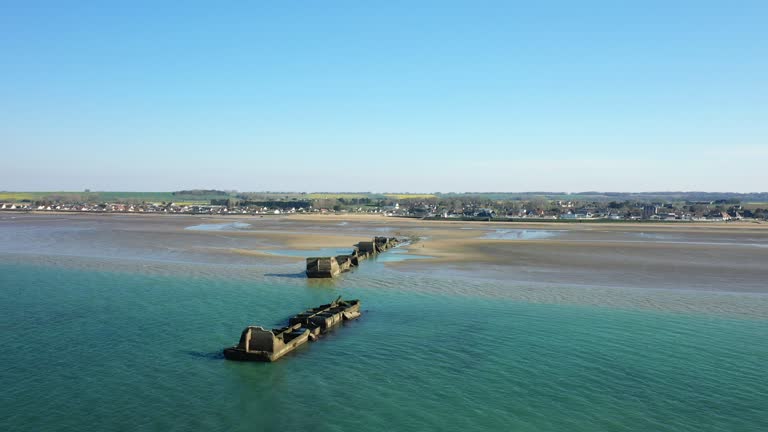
[706,210,731,221]
[642,205,658,220]
[560,211,591,219]
[475,208,496,218]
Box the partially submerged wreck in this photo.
[306,237,401,278]
[305,256,341,278]
[288,297,361,338]
[223,297,361,362]
[223,324,309,362]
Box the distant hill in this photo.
[172,189,229,196]
[434,191,768,203]
[2,190,767,205]
[0,190,233,204]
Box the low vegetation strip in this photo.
[1,190,766,221]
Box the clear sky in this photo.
[1,1,766,192]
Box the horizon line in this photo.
[3,190,767,195]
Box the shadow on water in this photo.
[185,350,225,360]
[264,272,306,279]
[305,278,341,290]
[264,272,344,290]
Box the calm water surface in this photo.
[481,229,562,240]
[1,218,766,432]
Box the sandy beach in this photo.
[3,212,767,293]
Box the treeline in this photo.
[435,191,768,202]
[210,199,312,209]
[173,189,229,196]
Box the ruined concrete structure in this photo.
[223,297,361,362]
[305,237,401,278]
[288,297,361,336]
[305,257,341,278]
[223,324,309,362]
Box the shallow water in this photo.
[1,263,766,432]
[266,247,355,257]
[185,222,252,231]
[481,229,562,240]
[1,216,767,431]
[629,231,768,248]
[371,247,432,262]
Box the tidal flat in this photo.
[1,213,766,431]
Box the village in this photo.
[385,200,763,222]
[1,195,764,222]
[0,201,307,216]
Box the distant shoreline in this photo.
[1,209,764,228]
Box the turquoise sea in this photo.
[1,217,767,431]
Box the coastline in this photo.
[4,208,766,227]
[2,212,767,294]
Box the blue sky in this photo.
[1,1,766,192]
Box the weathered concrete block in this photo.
[306,257,341,278]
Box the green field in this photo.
[3,191,766,206]
[383,193,436,200]
[307,193,437,200]
[0,192,221,204]
[0,191,438,203]
[305,193,375,200]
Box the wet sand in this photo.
[2,212,767,293]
